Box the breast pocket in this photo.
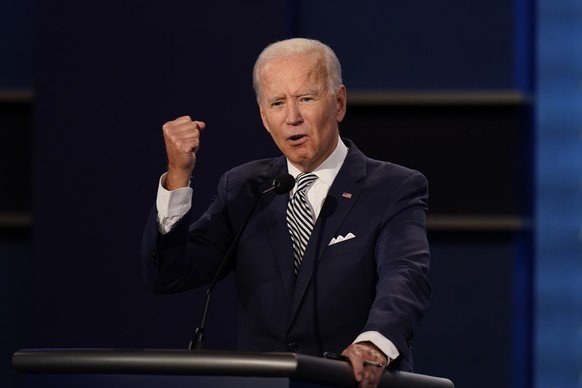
[318,232,377,294]
[323,232,374,267]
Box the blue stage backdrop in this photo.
[6,2,544,388]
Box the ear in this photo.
[335,85,347,123]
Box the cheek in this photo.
[267,127,287,144]
[262,112,283,133]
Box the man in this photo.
[142,38,431,387]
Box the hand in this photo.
[161,116,206,190]
[342,342,388,388]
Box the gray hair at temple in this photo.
[252,38,343,101]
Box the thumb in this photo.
[193,120,206,130]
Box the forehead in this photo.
[259,52,327,92]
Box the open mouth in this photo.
[289,134,305,141]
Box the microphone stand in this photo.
[189,174,294,350]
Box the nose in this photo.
[285,101,303,126]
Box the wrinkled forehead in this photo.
[259,53,327,90]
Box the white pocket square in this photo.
[329,232,356,246]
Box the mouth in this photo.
[288,134,306,142]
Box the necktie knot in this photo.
[295,173,317,194]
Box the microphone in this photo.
[189,173,295,350]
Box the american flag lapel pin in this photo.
[342,192,352,199]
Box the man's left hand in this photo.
[341,342,388,387]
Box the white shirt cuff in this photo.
[353,331,400,362]
[156,173,192,234]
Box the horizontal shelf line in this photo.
[0,212,33,228]
[0,213,530,232]
[1,89,528,105]
[347,90,530,106]
[427,215,531,231]
[0,89,34,103]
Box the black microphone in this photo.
[189,173,295,350]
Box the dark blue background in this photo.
[2,1,560,387]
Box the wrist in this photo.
[164,169,192,190]
[358,341,389,364]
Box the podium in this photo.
[12,348,454,387]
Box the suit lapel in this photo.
[258,158,296,305]
[289,142,367,326]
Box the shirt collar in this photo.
[286,137,348,188]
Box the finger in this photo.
[163,118,202,143]
[356,370,380,388]
[162,115,188,129]
[162,116,206,132]
[366,368,383,387]
[347,356,366,382]
[173,115,193,125]
[163,128,200,153]
[193,120,206,130]
[342,344,386,386]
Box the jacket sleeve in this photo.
[364,171,431,362]
[141,171,235,294]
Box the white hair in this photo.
[252,38,343,101]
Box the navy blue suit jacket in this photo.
[142,139,431,371]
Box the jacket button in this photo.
[288,342,298,352]
[149,250,158,264]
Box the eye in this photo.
[270,100,283,108]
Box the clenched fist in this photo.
[161,116,206,190]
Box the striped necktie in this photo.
[286,173,318,275]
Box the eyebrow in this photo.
[265,96,284,105]
[266,89,320,101]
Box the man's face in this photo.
[257,52,347,173]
